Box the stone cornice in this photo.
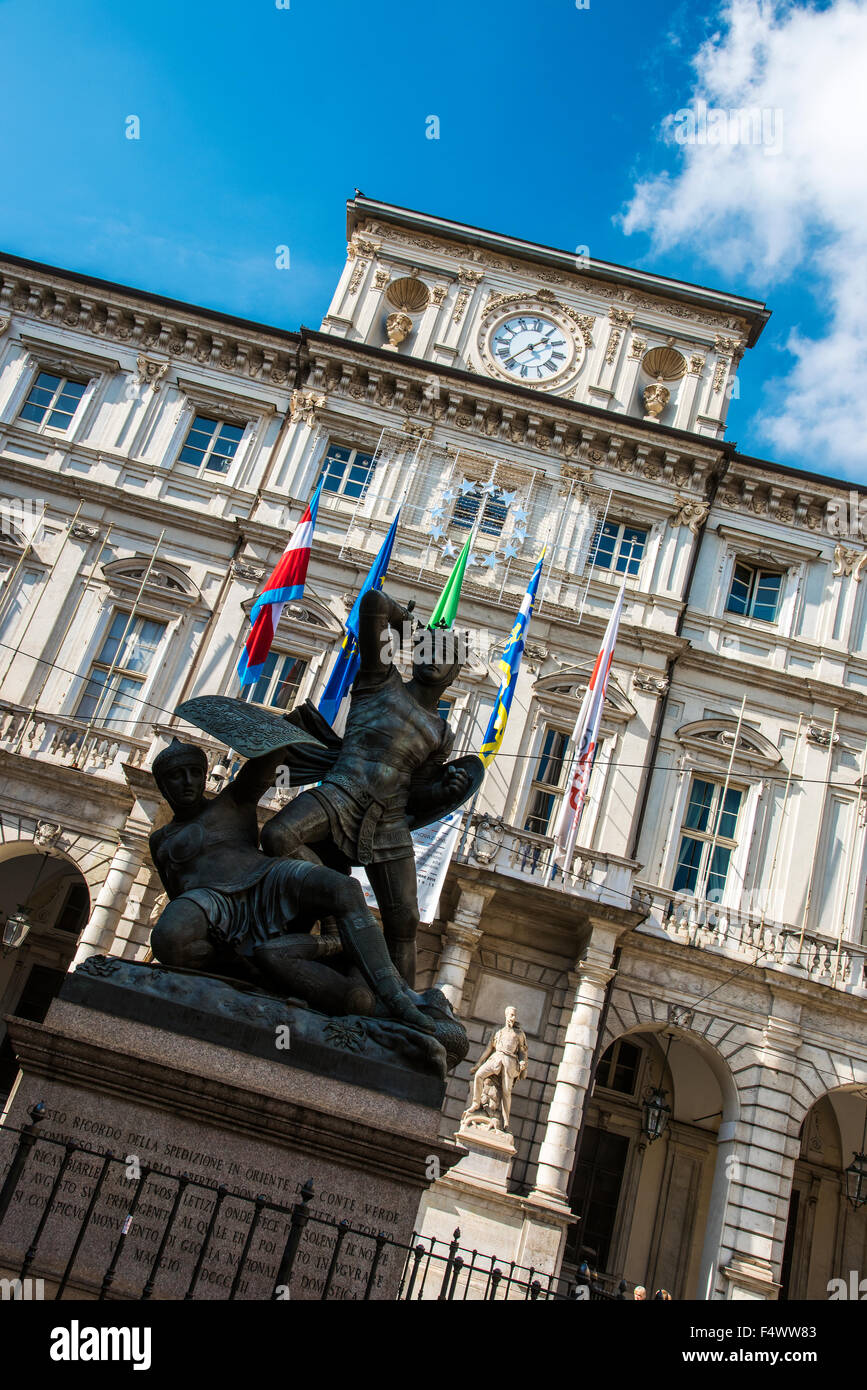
[0,256,300,388]
[299,330,724,496]
[346,197,769,346]
[680,640,867,715]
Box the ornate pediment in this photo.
[102,556,201,604]
[533,667,635,722]
[675,719,782,766]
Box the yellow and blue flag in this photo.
[479,549,545,767]
[318,510,400,725]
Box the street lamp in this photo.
[642,1032,674,1144]
[844,1099,867,1210]
[2,906,32,953]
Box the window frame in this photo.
[522,724,571,837]
[725,560,784,624]
[177,412,247,476]
[73,609,168,733]
[239,649,310,711]
[671,774,745,902]
[589,519,648,577]
[450,485,510,539]
[17,369,89,435]
[321,443,377,502]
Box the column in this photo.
[73,833,149,964]
[433,881,493,1010]
[700,1003,802,1300]
[530,920,620,1204]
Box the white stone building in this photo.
[1,196,866,1300]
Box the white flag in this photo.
[553,581,626,868]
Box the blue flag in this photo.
[318,511,400,726]
[479,549,545,767]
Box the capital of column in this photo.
[453,879,496,932]
[441,919,483,952]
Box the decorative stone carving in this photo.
[833,544,867,581]
[373,269,391,290]
[628,336,647,359]
[643,381,670,421]
[431,284,448,305]
[452,289,471,324]
[806,725,840,748]
[70,522,102,542]
[688,354,706,376]
[33,821,63,849]
[457,267,484,286]
[604,328,623,365]
[669,495,710,532]
[470,815,506,866]
[136,355,169,390]
[667,1004,695,1029]
[289,389,326,426]
[347,262,366,296]
[231,559,266,582]
[347,236,380,260]
[608,308,634,328]
[0,317,9,336]
[461,1006,528,1133]
[385,312,413,347]
[633,670,669,696]
[713,358,730,393]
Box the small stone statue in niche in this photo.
[462,1006,528,1132]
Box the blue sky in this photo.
[1,0,863,478]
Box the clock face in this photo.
[489,315,572,382]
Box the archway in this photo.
[0,844,90,1104]
[564,1023,736,1298]
[779,1086,867,1300]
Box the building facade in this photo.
[1,196,866,1299]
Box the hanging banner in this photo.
[352,812,462,924]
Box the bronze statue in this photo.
[259,589,481,986]
[148,736,435,1034]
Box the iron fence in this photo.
[0,1104,626,1301]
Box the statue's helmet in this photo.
[151,738,208,790]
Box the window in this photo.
[321,444,376,500]
[19,371,87,431]
[75,612,166,730]
[451,486,509,538]
[523,726,570,836]
[595,1040,642,1096]
[590,521,646,576]
[566,1127,630,1273]
[673,776,743,900]
[437,696,454,722]
[726,562,783,623]
[178,414,245,473]
[54,882,90,936]
[240,651,308,710]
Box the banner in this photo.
[351,812,462,924]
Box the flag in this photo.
[479,549,545,767]
[318,510,401,725]
[553,580,626,867]
[237,477,323,687]
[428,533,472,629]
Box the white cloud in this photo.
[620,0,867,479]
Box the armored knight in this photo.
[147,735,433,1033]
[258,589,482,986]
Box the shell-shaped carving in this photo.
[385,276,430,314]
[642,346,687,381]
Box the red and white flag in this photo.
[237,476,323,687]
[553,581,625,868]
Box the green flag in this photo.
[429,533,472,628]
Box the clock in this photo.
[488,314,574,383]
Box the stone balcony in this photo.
[454,814,639,910]
[636,883,867,997]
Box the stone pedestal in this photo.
[0,961,462,1301]
[414,1125,574,1295]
